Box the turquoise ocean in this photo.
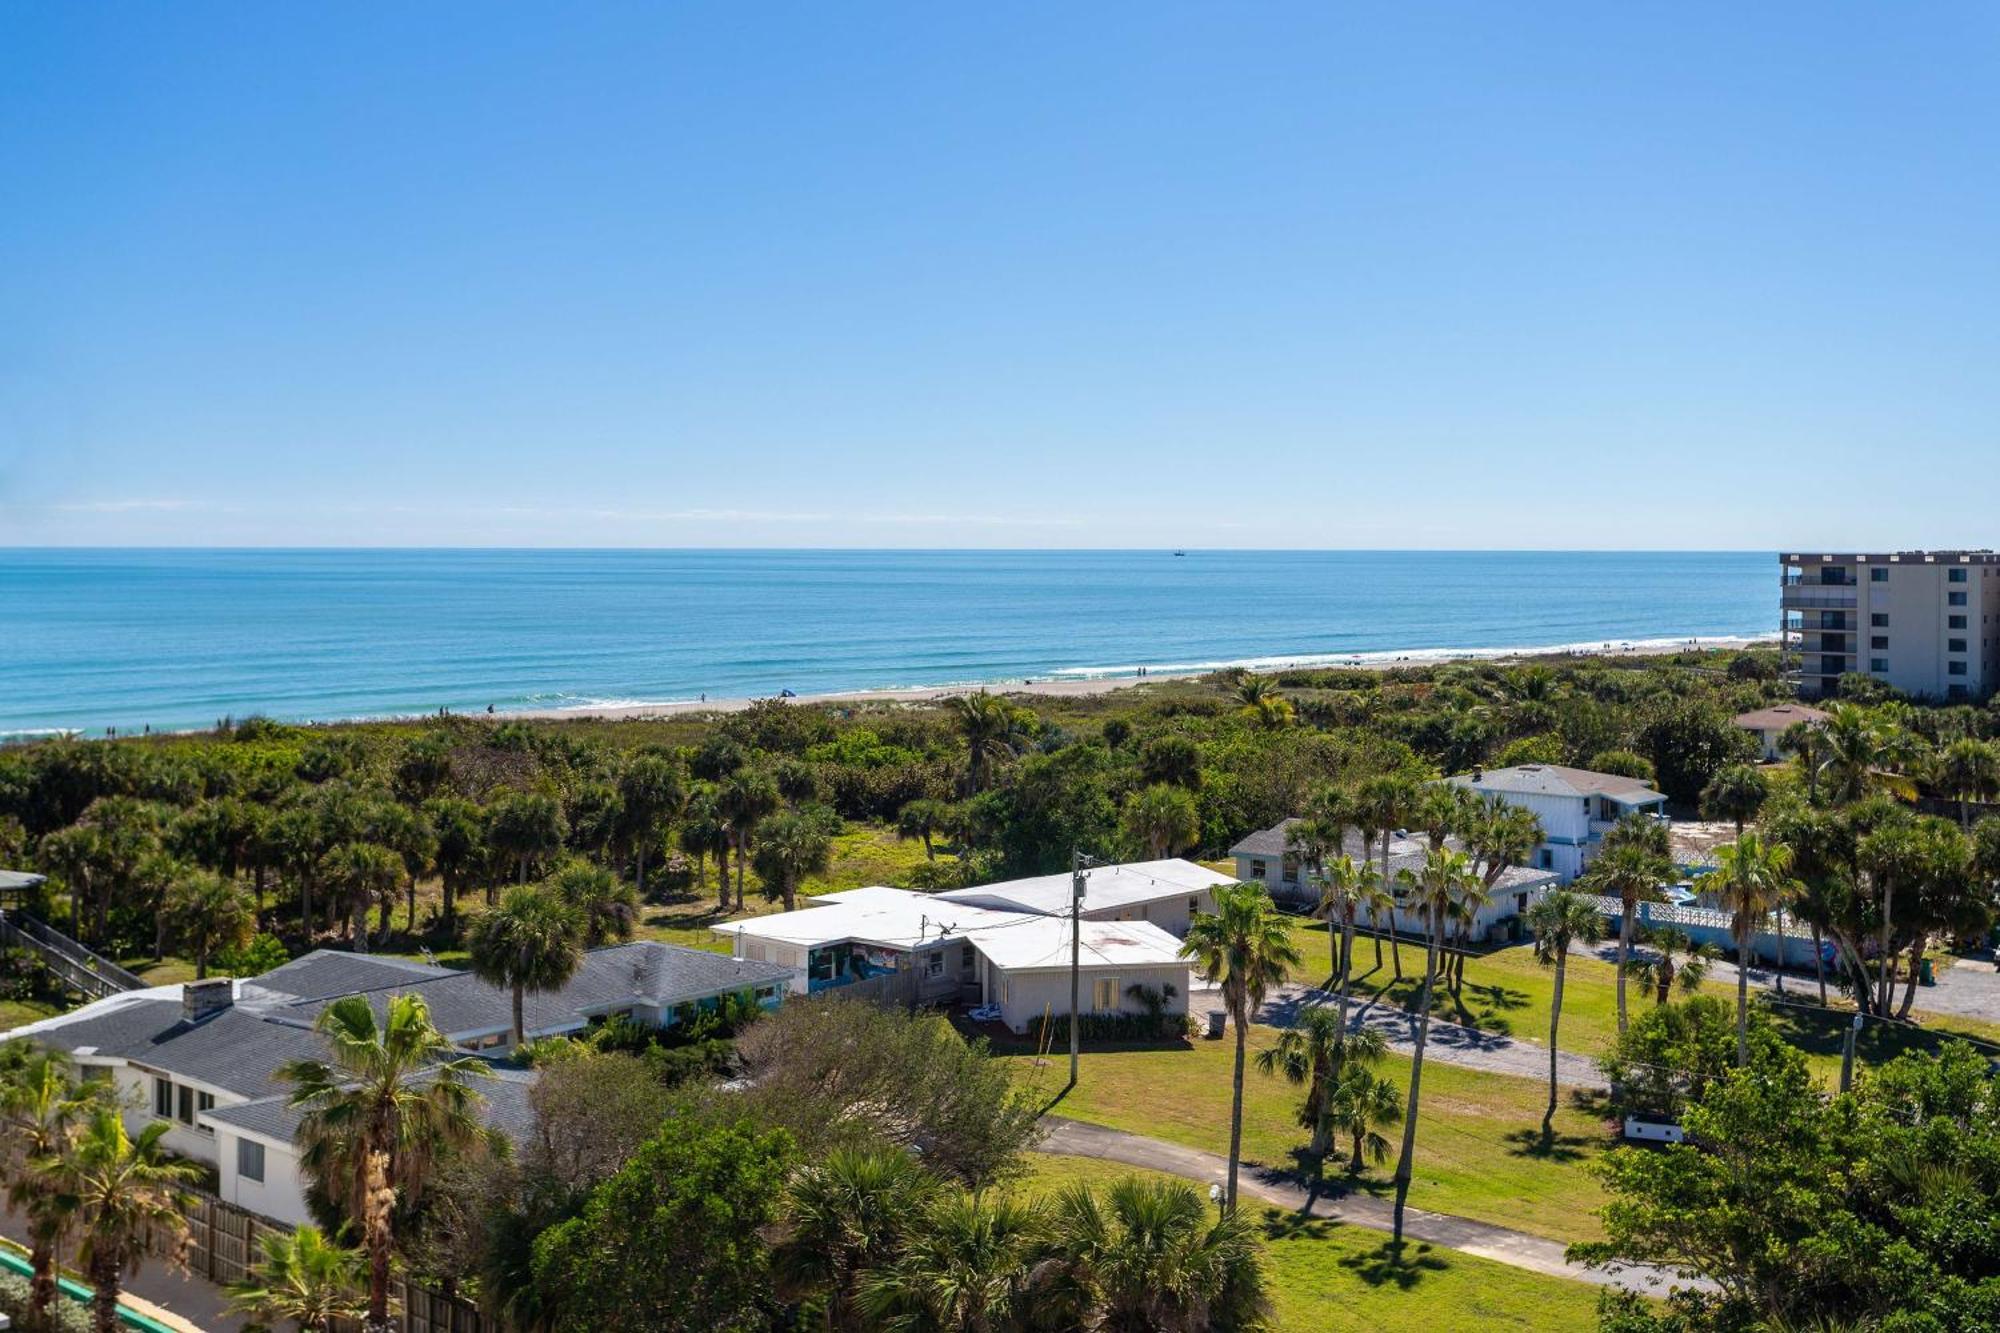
[0,549,1773,738]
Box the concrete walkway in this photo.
[1036,1116,1700,1297]
[0,1205,243,1332]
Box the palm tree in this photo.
[38,822,106,944]
[0,1046,97,1329]
[1042,1177,1271,1332]
[1622,925,1718,1005]
[548,860,640,947]
[1120,784,1201,860]
[1354,774,1419,981]
[1856,822,1927,1016]
[1389,846,1480,1245]
[1524,889,1603,1138]
[423,797,484,925]
[1353,869,1397,979]
[778,1147,935,1332]
[1327,1064,1402,1174]
[1582,815,1673,1035]
[1701,764,1770,837]
[44,1110,198,1333]
[1245,693,1295,731]
[751,811,835,913]
[227,1224,368,1333]
[855,1191,1047,1331]
[950,691,1025,795]
[318,842,404,954]
[1255,1010,1385,1162]
[895,798,952,861]
[1314,857,1372,1031]
[1932,737,2000,829]
[679,787,730,905]
[484,790,568,886]
[162,869,255,978]
[279,993,488,1333]
[1710,833,1800,1066]
[1819,703,1916,804]
[615,751,684,897]
[467,886,585,1049]
[717,769,780,911]
[1779,720,1829,805]
[1179,882,1300,1212]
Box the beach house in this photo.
[3,942,793,1226]
[1444,764,1670,884]
[1230,819,1557,943]
[934,857,1230,936]
[1733,703,1828,762]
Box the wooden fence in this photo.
[169,1193,497,1333]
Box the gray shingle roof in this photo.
[205,1063,540,1146]
[1446,764,1665,802]
[241,950,454,1004]
[0,870,46,891]
[1229,819,1558,892]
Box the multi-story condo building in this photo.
[1781,550,2000,701]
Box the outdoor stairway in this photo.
[0,910,146,1000]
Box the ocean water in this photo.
[0,549,1774,737]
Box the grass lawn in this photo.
[0,998,60,1030]
[1020,1154,1606,1332]
[1008,1023,1614,1245]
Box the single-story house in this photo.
[963,916,1190,1035]
[1733,703,1829,762]
[1444,764,1670,884]
[934,858,1230,936]
[3,941,792,1226]
[713,886,1027,1003]
[1231,819,1556,943]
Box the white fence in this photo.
[1575,893,1820,969]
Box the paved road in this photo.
[1584,942,2000,1027]
[1036,1117,1701,1297]
[1192,983,1609,1090]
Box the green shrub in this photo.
[214,932,290,977]
[0,1270,93,1333]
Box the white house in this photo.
[4,943,793,1226]
[1444,764,1670,884]
[935,858,1230,936]
[1230,819,1557,944]
[963,916,1191,1035]
[1733,703,1828,762]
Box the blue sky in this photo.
[3,3,1997,548]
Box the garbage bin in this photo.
[1206,1011,1226,1039]
[1920,957,1935,986]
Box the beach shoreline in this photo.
[505,633,1777,724]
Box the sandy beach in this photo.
[510,634,1776,724]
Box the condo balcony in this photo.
[1781,587,1857,611]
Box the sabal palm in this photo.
[1180,882,1299,1213]
[1779,721,1829,804]
[227,1223,368,1333]
[1932,737,2000,829]
[1389,847,1480,1244]
[781,1147,936,1333]
[751,810,835,913]
[855,1191,1047,1333]
[1327,1065,1402,1174]
[0,1046,97,1329]
[1623,925,1718,1005]
[1524,889,1604,1137]
[319,841,402,953]
[950,692,1024,795]
[548,860,640,947]
[1253,1009,1386,1161]
[1043,1177,1271,1333]
[1353,773,1419,980]
[1314,856,1372,1030]
[717,768,781,910]
[279,993,488,1333]
[468,885,585,1049]
[1287,801,1352,978]
[1583,817,1673,1035]
[1820,703,1915,803]
[163,869,255,978]
[1122,784,1201,860]
[44,1110,198,1333]
[1711,834,1800,1066]
[1700,764,1770,837]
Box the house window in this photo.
[154,1078,173,1119]
[1249,858,1267,880]
[1871,613,1889,627]
[237,1139,265,1184]
[1280,854,1299,885]
[1871,567,1888,582]
[1949,568,1967,583]
[1950,615,1967,629]
[754,985,777,1002]
[1187,897,1200,915]
[961,944,975,969]
[1091,978,1120,1010]
[176,1085,195,1126]
[1537,849,1553,869]
[1949,639,1967,653]
[1948,661,1968,676]
[197,1091,214,1135]
[999,977,1011,1005]
[1949,592,1968,606]
[744,941,766,963]
[925,952,944,978]
[1871,636,1888,650]
[1871,658,1890,673]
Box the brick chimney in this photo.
[182,979,233,1023]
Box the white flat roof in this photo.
[965,916,1188,972]
[711,887,1025,952]
[934,858,1231,917]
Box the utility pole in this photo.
[1069,849,1086,1088]
[1840,1011,1864,1093]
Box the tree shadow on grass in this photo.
[1501,1125,1597,1164]
[1256,1208,1343,1243]
[1338,1238,1450,1289]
